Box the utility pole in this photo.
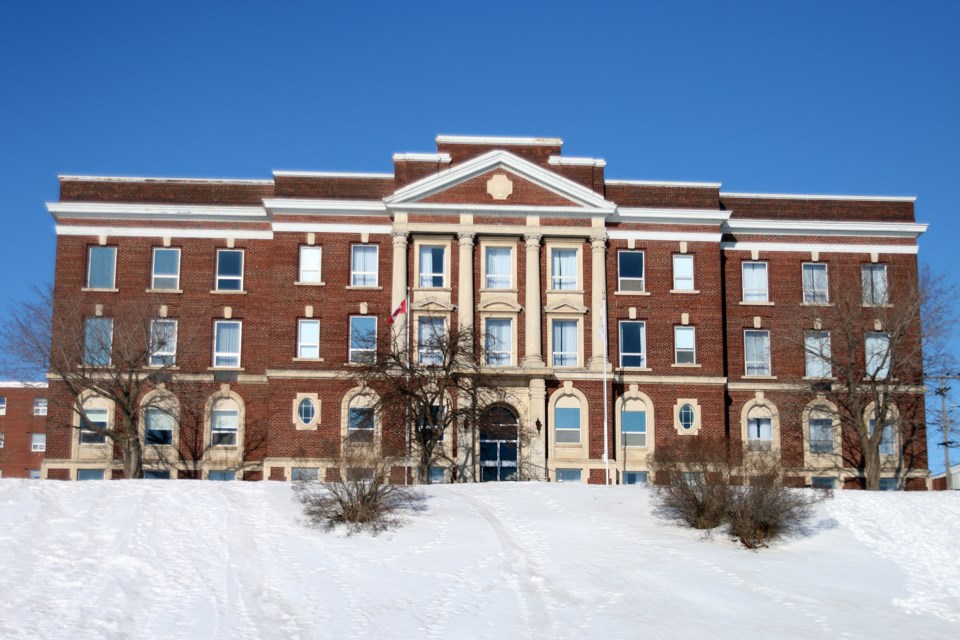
[932,374,960,490]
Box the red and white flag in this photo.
[387,299,407,324]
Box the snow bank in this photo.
[0,480,956,639]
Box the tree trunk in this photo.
[863,443,881,490]
[122,436,144,479]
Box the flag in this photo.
[387,299,407,324]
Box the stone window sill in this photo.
[346,285,383,291]
[739,301,774,306]
[670,289,700,294]
[614,291,651,296]
[295,281,326,287]
[81,288,118,293]
[210,290,247,295]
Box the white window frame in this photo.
[211,400,239,447]
[349,316,377,363]
[33,398,48,416]
[744,329,771,376]
[84,317,114,367]
[151,247,181,291]
[621,408,647,447]
[747,416,773,451]
[86,246,117,290]
[619,321,646,368]
[291,467,320,482]
[0,432,4,447]
[555,468,582,483]
[483,246,513,289]
[0,397,5,415]
[298,246,323,284]
[801,262,829,304]
[554,405,581,445]
[862,264,889,306]
[149,319,178,367]
[672,254,694,291]
[550,247,579,291]
[804,331,832,378]
[418,316,446,364]
[741,261,769,303]
[865,331,891,378]
[80,406,109,445]
[350,245,379,287]
[31,433,46,452]
[212,320,242,368]
[808,418,834,454]
[297,319,321,359]
[215,249,244,291]
[347,405,376,443]
[674,326,696,364]
[484,317,513,366]
[552,319,580,367]
[617,250,645,292]
[145,407,175,446]
[418,245,447,288]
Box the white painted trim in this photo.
[721,191,916,202]
[606,179,722,188]
[273,170,393,178]
[724,219,927,238]
[263,198,388,214]
[435,135,563,146]
[273,222,392,234]
[388,202,611,217]
[721,241,919,255]
[55,225,274,240]
[58,175,273,185]
[0,381,48,388]
[548,156,606,167]
[392,153,452,163]
[614,207,731,225]
[47,202,267,221]
[609,230,723,243]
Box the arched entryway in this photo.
[479,405,519,482]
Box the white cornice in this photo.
[273,222,392,234]
[435,135,563,146]
[392,153,452,163]
[724,219,928,238]
[263,198,388,214]
[47,202,267,222]
[548,156,606,167]
[721,191,916,202]
[387,202,610,218]
[272,170,393,179]
[721,241,919,255]
[608,230,724,243]
[606,179,722,189]
[613,207,731,225]
[0,381,48,388]
[55,225,273,240]
[58,175,273,185]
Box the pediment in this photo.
[477,298,523,313]
[543,300,589,314]
[412,298,457,312]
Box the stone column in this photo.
[589,235,610,372]
[391,232,409,351]
[523,234,544,367]
[457,233,475,330]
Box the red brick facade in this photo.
[0,384,48,479]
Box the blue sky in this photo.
[1,1,958,469]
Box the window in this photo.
[804,331,832,378]
[870,418,895,455]
[151,248,180,290]
[617,251,645,292]
[554,406,581,444]
[299,246,322,283]
[348,406,375,443]
[297,319,320,359]
[809,418,834,454]
[297,398,317,425]
[802,263,829,303]
[618,321,646,368]
[485,318,512,366]
[429,467,446,484]
[418,317,445,364]
[208,470,236,481]
[552,320,579,367]
[349,316,377,363]
[865,332,891,378]
[33,398,48,416]
[31,433,46,452]
[622,409,647,447]
[351,245,378,286]
[77,469,105,481]
[673,255,694,291]
[291,467,319,482]
[211,399,239,446]
[747,416,773,451]
[623,471,648,485]
[149,319,178,366]
[84,317,113,366]
[674,327,696,364]
[862,265,888,305]
[80,407,108,445]
[28,469,40,480]
[417,404,446,439]
[144,470,170,480]
[419,245,445,288]
[678,403,696,431]
[485,247,511,289]
[551,248,577,290]
[215,249,244,291]
[744,330,771,376]
[87,246,116,289]
[145,407,174,445]
[555,468,582,483]
[0,432,4,447]
[742,262,769,302]
[0,397,5,415]
[811,477,835,490]
[879,478,898,491]
[213,320,242,368]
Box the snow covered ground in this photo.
[0,480,957,639]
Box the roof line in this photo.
[58,175,273,185]
[721,191,916,202]
[606,179,721,188]
[272,170,394,179]
[435,135,563,146]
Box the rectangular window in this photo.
[213,320,242,368]
[554,406,581,444]
[623,471,648,485]
[297,319,320,359]
[485,247,512,289]
[744,330,771,376]
[77,469,105,481]
[802,263,829,303]
[28,469,40,480]
[211,407,238,446]
[149,319,178,366]
[811,477,835,490]
[143,470,170,480]
[552,320,579,367]
[348,407,375,442]
[809,418,834,454]
[0,432,4,447]
[151,247,181,290]
[418,317,445,364]
[673,255,694,291]
[485,318,512,366]
[870,419,895,455]
[31,433,46,452]
[551,248,577,290]
[879,478,898,491]
[555,468,582,483]
[33,398,48,416]
[349,316,377,363]
[429,467,446,484]
[419,245,445,288]
[208,470,236,481]
[291,467,320,482]
[742,262,769,302]
[747,417,773,451]
[299,246,322,283]
[0,397,5,415]
[619,321,646,368]
[674,326,696,364]
[622,410,647,447]
[862,265,888,305]
[215,249,244,291]
[84,317,113,367]
[804,331,832,378]
[80,407,108,445]
[351,245,379,287]
[145,407,174,446]
[865,332,891,378]
[618,251,645,292]
[87,246,117,289]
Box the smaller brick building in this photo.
[0,383,48,479]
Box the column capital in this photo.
[457,232,476,246]
[391,231,409,245]
[590,236,608,251]
[524,234,542,248]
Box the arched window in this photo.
[342,389,379,445]
[740,396,780,453]
[554,395,581,444]
[211,398,240,447]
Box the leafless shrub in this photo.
[648,437,733,530]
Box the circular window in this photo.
[297,398,316,425]
[679,403,696,430]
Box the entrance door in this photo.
[479,406,518,482]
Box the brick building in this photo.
[0,383,48,479]
[41,135,929,487]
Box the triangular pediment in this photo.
[385,150,615,213]
[411,298,457,312]
[543,300,589,314]
[477,298,523,313]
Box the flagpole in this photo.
[602,292,611,485]
[404,287,412,485]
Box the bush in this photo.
[648,437,733,530]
